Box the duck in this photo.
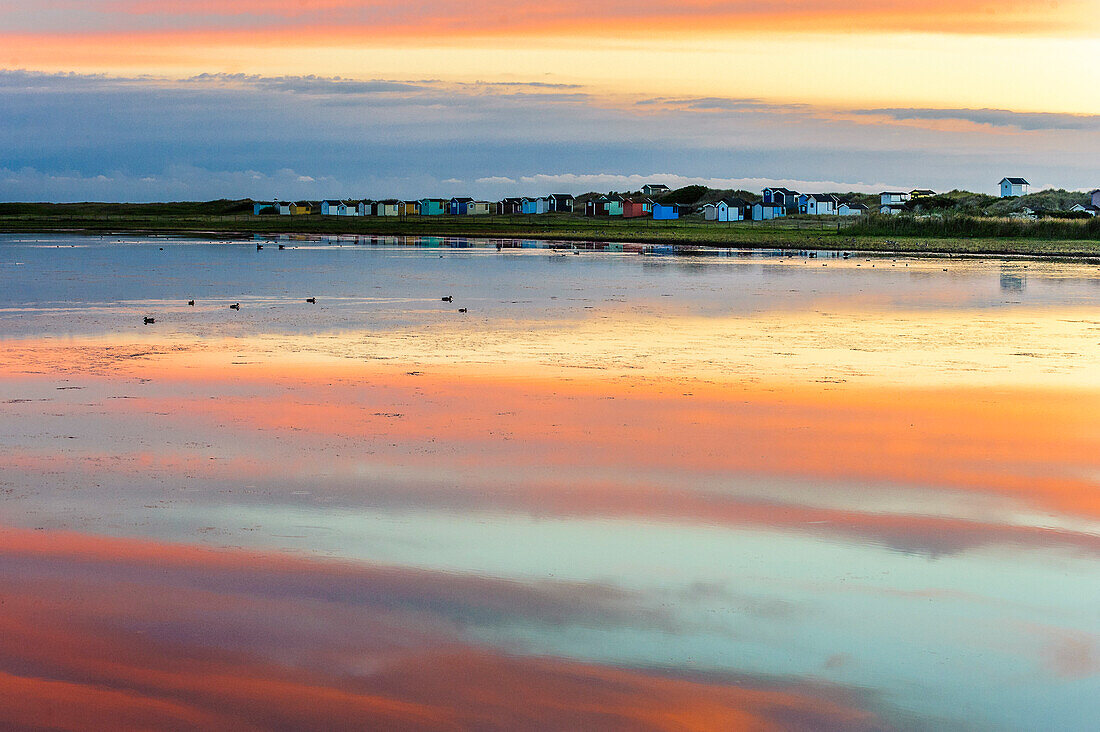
[458,308,468,313]
[441,296,453,302]
[187,300,195,306]
[143,317,155,324]
[306,297,316,304]
[230,302,240,310]
[278,244,285,250]
[257,243,263,250]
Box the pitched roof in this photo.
[808,193,836,202]
[644,184,670,190]
[707,197,748,208]
[910,189,936,195]
[1001,177,1029,185]
[548,193,574,200]
[450,197,474,203]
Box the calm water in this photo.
[1,233,1098,730]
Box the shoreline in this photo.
[2,216,1100,261]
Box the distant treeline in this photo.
[848,214,1100,240]
[578,187,1095,217]
[0,200,254,217]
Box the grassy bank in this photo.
[848,214,1100,240]
[2,204,1099,258]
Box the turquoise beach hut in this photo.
[419,199,446,216]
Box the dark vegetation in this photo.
[903,189,1089,217]
[0,199,254,217]
[848,214,1100,240]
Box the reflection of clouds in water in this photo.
[5,234,1100,343]
[0,527,888,731]
[1,235,1099,730]
[4,309,1100,390]
[2,351,1099,556]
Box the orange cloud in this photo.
[8,0,1092,37]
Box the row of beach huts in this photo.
[255,196,578,218]
[253,179,1100,221]
[253,190,870,221]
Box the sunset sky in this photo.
[1,1,1099,200]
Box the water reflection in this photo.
[1,234,1098,730]
[1001,263,1028,291]
[0,528,889,730]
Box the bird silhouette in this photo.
[143,317,155,324]
[257,244,263,250]
[458,308,468,313]
[441,296,453,302]
[187,300,195,306]
[230,302,240,310]
[306,297,316,304]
